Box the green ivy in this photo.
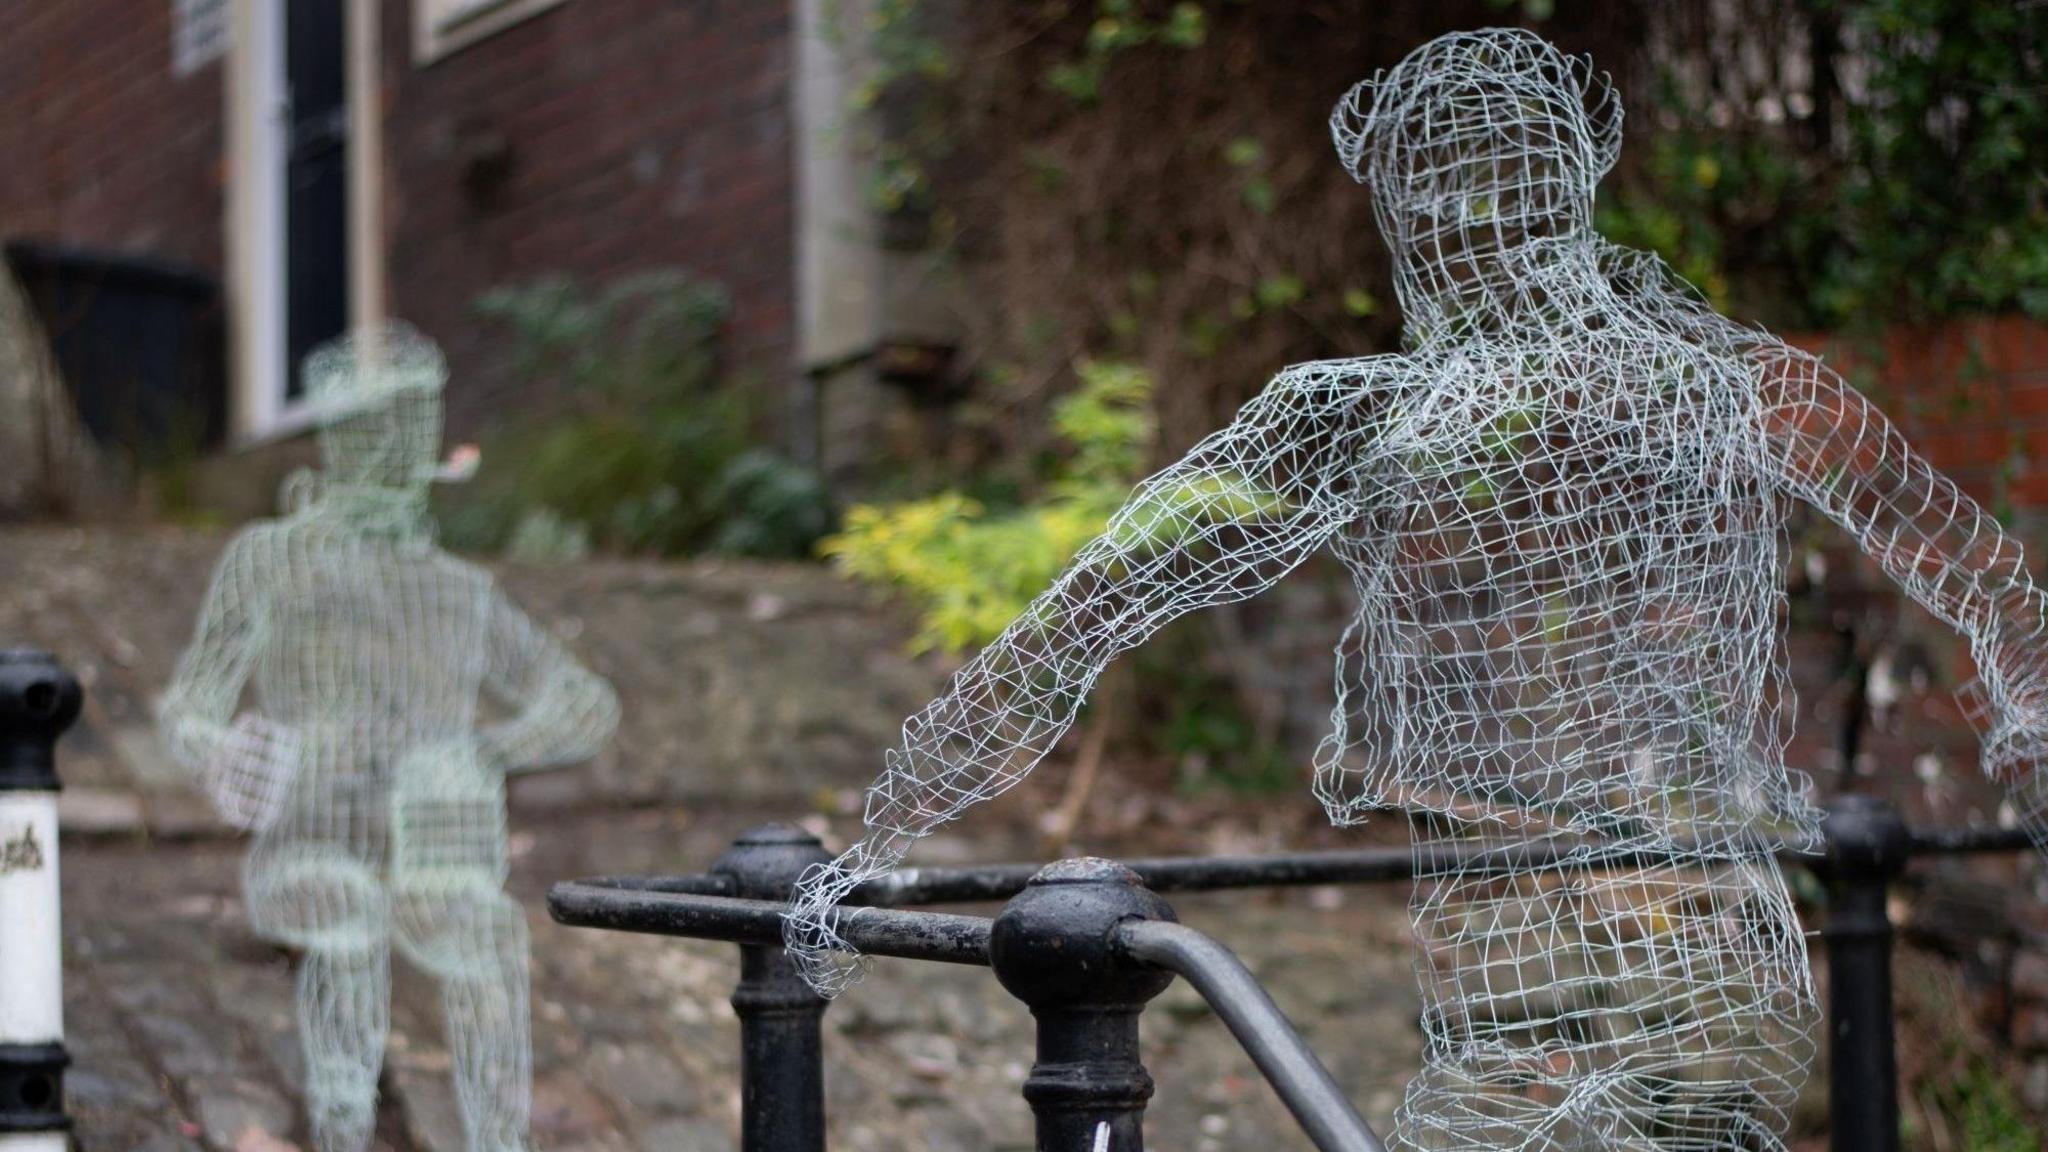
[1607,0,2048,326]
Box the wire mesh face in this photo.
[1331,29,1622,340]
[159,324,619,1152]
[785,24,2048,1150]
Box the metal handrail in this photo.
[858,841,1720,906]
[854,825,2034,907]
[547,880,994,966]
[570,824,2035,915]
[550,867,1392,1152]
[1117,919,1386,1152]
[551,804,2039,1152]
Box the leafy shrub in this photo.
[438,271,833,560]
[1146,639,1301,796]
[822,359,1154,653]
[825,360,1297,788]
[1600,0,2048,327]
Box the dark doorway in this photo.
[285,0,350,401]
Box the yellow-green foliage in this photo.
[824,361,1155,653]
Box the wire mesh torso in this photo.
[1321,239,1813,854]
[255,524,493,750]
[1307,238,1821,1149]
[238,510,509,890]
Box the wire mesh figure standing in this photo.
[785,27,2048,1150]
[160,324,620,1152]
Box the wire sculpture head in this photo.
[306,321,448,497]
[1331,28,1623,324]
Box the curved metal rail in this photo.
[1117,920,1386,1152]
[550,875,1389,1152]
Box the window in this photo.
[413,0,568,63]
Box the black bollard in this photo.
[1817,793,1911,1152]
[710,825,833,1152]
[0,649,82,1151]
[989,858,1177,1152]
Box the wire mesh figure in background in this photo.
[785,27,2048,1150]
[160,323,620,1152]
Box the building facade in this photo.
[0,0,894,468]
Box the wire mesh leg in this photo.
[397,886,533,1152]
[441,924,532,1152]
[1395,827,1816,1152]
[298,943,392,1152]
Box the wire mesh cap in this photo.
[305,319,448,423]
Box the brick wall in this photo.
[1792,319,2048,512]
[0,3,225,272]
[377,0,797,439]
[1791,318,2048,1110]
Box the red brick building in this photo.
[0,0,891,462]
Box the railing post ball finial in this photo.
[0,649,82,792]
[712,824,834,900]
[1817,793,1911,1152]
[0,649,82,1150]
[1820,792,1912,885]
[991,857,1178,1152]
[712,824,834,1152]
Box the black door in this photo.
[285,0,349,401]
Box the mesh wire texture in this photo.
[159,323,620,1152]
[784,27,2048,1151]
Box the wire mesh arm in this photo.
[1756,343,2048,854]
[784,361,1392,995]
[477,587,620,774]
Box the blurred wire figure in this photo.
[160,323,619,1152]
[785,27,2048,1150]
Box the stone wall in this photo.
[0,269,117,518]
[0,527,941,824]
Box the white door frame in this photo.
[227,0,293,442]
[226,0,384,444]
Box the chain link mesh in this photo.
[786,27,2048,1150]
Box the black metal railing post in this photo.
[989,858,1177,1152]
[709,825,833,1152]
[1818,793,1911,1152]
[552,799,2038,1151]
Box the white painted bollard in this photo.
[0,649,79,1151]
